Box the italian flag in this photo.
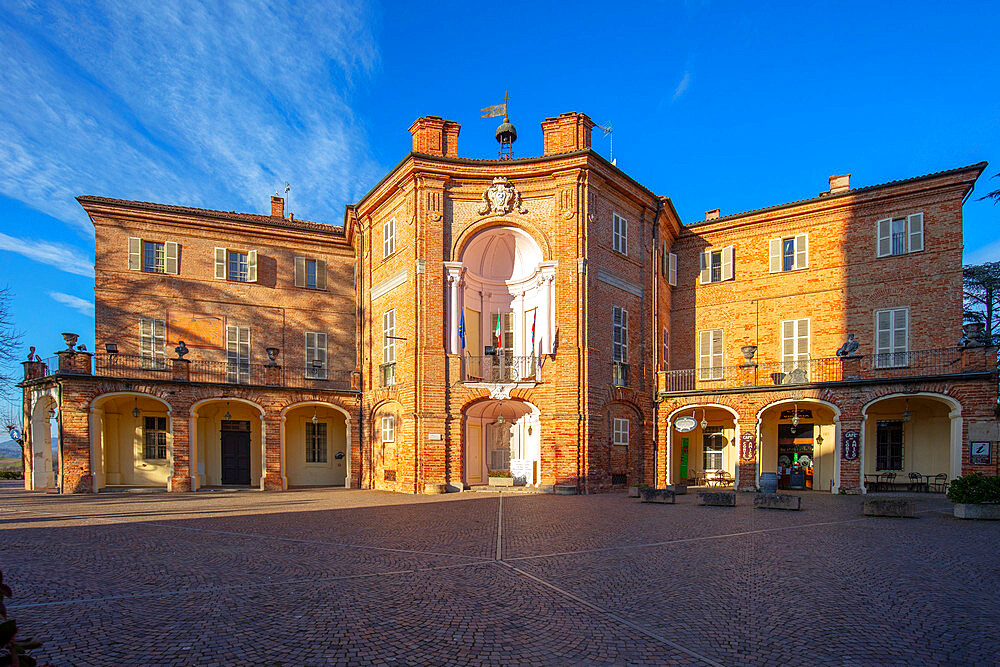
[495,315,502,349]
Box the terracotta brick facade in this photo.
[18,111,998,496]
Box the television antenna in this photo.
[598,123,614,165]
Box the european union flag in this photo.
[458,310,466,350]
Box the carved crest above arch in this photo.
[478,177,527,216]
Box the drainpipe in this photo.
[57,380,63,494]
[650,197,663,487]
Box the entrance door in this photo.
[467,424,483,485]
[221,420,251,485]
[777,423,814,489]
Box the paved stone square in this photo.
[1,482,998,666]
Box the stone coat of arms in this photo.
[478,176,527,215]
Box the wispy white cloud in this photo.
[0,232,94,277]
[672,72,692,102]
[48,292,94,316]
[964,239,1000,265]
[0,1,381,236]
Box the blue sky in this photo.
[0,0,998,413]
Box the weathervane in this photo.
[482,91,516,160]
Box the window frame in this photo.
[612,417,629,447]
[382,310,396,387]
[875,420,904,471]
[304,331,328,380]
[226,324,251,384]
[143,241,166,273]
[877,213,924,258]
[382,415,395,443]
[874,307,909,368]
[383,217,396,258]
[612,212,628,255]
[698,328,724,380]
[702,427,725,472]
[228,250,249,282]
[781,318,810,374]
[142,416,168,460]
[305,421,328,464]
[139,317,166,369]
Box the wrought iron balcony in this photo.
[462,355,540,383]
[658,348,987,394]
[22,352,357,391]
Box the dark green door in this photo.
[221,420,251,485]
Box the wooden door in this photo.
[467,424,483,485]
[221,421,251,485]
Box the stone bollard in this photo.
[863,498,915,518]
[698,491,737,507]
[638,487,675,504]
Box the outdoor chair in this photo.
[907,472,924,492]
[880,472,896,492]
[930,473,948,493]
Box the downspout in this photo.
[57,380,63,494]
[650,197,663,487]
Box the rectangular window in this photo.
[382,310,396,387]
[703,427,725,471]
[613,418,629,447]
[139,318,166,369]
[612,307,629,386]
[877,213,924,258]
[781,318,810,374]
[875,308,908,368]
[294,257,326,290]
[667,252,677,287]
[228,250,249,282]
[876,420,904,471]
[613,212,627,255]
[143,241,165,273]
[306,422,328,463]
[384,217,396,258]
[305,332,327,379]
[382,415,395,443]
[699,328,724,380]
[491,312,515,354]
[700,246,734,283]
[143,416,168,460]
[226,325,250,383]
[662,327,670,370]
[770,235,809,272]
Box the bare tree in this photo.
[980,171,1000,203]
[0,287,23,388]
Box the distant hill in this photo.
[0,439,22,458]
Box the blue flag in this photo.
[458,310,466,350]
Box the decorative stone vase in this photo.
[740,345,758,365]
[953,503,1000,520]
[61,332,79,350]
[963,322,986,347]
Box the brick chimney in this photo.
[540,112,595,156]
[705,208,720,220]
[408,116,461,157]
[271,195,284,218]
[828,174,851,194]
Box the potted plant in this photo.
[948,473,1000,520]
[628,483,649,498]
[488,470,514,487]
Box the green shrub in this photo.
[947,473,1000,504]
[487,470,512,478]
[0,471,23,480]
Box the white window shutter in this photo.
[782,320,795,360]
[128,237,141,271]
[621,308,628,363]
[294,257,305,287]
[712,329,723,372]
[247,250,257,282]
[876,310,892,355]
[164,242,179,275]
[908,212,924,253]
[769,238,781,273]
[699,330,711,378]
[722,245,734,281]
[893,309,908,353]
[876,219,891,257]
[794,234,808,269]
[700,250,711,284]
[316,260,327,290]
[668,253,677,286]
[214,247,226,279]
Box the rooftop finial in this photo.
[482,91,516,160]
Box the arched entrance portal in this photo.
[29,393,58,490]
[666,405,738,486]
[191,399,264,488]
[91,393,173,490]
[464,399,540,487]
[758,400,839,492]
[282,402,350,488]
[862,393,960,488]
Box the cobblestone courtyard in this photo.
[1,481,998,666]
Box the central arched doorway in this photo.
[191,398,264,489]
[463,399,540,487]
[758,399,839,492]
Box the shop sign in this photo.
[970,441,992,466]
[674,416,697,432]
[842,429,859,460]
[740,432,756,461]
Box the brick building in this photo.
[17,111,998,495]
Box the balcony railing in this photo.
[659,348,976,394]
[463,355,540,383]
[82,353,356,390]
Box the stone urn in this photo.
[740,345,758,365]
[963,322,986,347]
[61,332,79,350]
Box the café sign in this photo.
[674,416,697,433]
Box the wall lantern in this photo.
[700,409,708,431]
[105,343,118,354]
[902,399,911,423]
[132,397,140,419]
[311,407,319,425]
[224,401,232,421]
